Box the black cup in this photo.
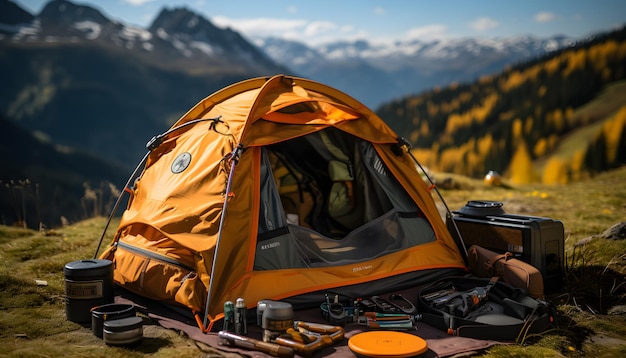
[91,303,136,338]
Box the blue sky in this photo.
[16,0,626,46]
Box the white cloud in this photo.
[534,12,556,23]
[304,21,336,36]
[210,16,349,45]
[469,17,499,32]
[211,16,307,36]
[340,25,355,34]
[406,24,448,41]
[122,0,154,6]
[374,7,386,16]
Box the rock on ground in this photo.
[575,221,626,246]
[598,222,626,240]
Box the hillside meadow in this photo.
[381,28,626,185]
[1,166,625,357]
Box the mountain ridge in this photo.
[255,35,579,108]
[3,0,593,108]
[2,0,625,229]
[0,114,128,228]
[376,26,626,184]
[1,0,285,75]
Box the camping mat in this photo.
[115,288,505,358]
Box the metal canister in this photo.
[257,300,268,326]
[261,300,293,343]
[234,298,247,335]
[102,316,143,346]
[223,301,235,332]
[64,259,114,323]
[91,303,136,338]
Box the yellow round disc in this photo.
[348,331,428,358]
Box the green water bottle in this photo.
[223,301,235,332]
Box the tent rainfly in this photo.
[99,75,467,331]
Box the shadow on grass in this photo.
[558,265,626,314]
[555,314,596,353]
[536,264,626,355]
[125,335,175,354]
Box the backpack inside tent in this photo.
[99,75,467,331]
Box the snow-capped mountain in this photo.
[0,0,287,169]
[0,0,621,230]
[1,0,580,109]
[2,0,147,44]
[1,0,284,75]
[255,35,577,108]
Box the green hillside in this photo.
[377,25,626,184]
[0,116,128,228]
[0,42,256,167]
[0,40,272,230]
[546,80,626,166]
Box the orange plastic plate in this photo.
[348,331,428,357]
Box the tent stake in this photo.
[203,144,244,330]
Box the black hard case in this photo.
[447,210,564,288]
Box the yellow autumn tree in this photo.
[524,116,533,135]
[508,142,535,184]
[440,147,466,173]
[534,138,547,157]
[570,149,587,182]
[427,100,439,117]
[542,157,569,185]
[411,148,436,170]
[512,118,523,144]
[543,57,561,75]
[419,120,430,137]
[537,85,547,97]
[477,133,493,156]
[551,108,564,132]
[565,107,574,127]
[603,106,626,164]
[563,48,586,77]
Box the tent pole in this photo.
[93,117,220,259]
[397,138,469,264]
[203,144,244,330]
[93,151,149,259]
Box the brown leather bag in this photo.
[467,245,544,299]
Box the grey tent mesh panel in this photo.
[254,128,437,271]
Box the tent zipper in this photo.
[116,241,195,273]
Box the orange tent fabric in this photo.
[101,75,466,331]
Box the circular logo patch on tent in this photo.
[171,152,192,174]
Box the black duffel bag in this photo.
[417,276,555,341]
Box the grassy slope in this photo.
[549,80,626,162]
[1,167,626,357]
[434,167,626,356]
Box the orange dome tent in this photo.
[99,75,466,331]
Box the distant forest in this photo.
[378,26,626,184]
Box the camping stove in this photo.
[258,300,294,342]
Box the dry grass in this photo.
[432,166,626,356]
[0,218,217,358]
[1,167,626,357]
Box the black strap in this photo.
[418,276,552,340]
[257,226,290,242]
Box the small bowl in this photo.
[91,303,136,338]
